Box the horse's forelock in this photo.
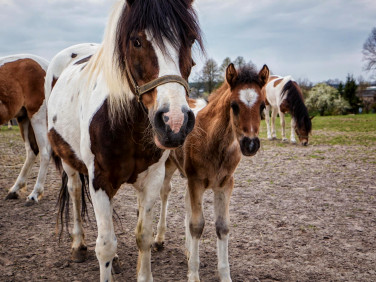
[116,0,204,69]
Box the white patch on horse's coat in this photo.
[191,98,207,117]
[239,88,258,108]
[147,31,189,133]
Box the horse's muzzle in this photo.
[240,137,260,156]
[153,106,195,148]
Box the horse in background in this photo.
[0,54,51,204]
[264,75,312,145]
[46,0,203,281]
[155,63,269,281]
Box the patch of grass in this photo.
[260,114,376,146]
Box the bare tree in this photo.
[219,57,232,78]
[201,58,221,94]
[363,27,376,76]
[233,56,245,69]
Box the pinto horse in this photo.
[155,63,269,281]
[264,75,312,145]
[46,0,203,281]
[0,54,51,203]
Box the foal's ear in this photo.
[258,64,270,87]
[226,63,238,88]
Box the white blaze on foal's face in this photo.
[239,88,259,108]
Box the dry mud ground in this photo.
[0,129,376,281]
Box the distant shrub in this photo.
[306,83,351,116]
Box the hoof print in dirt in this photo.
[71,245,88,263]
[5,192,19,200]
[112,256,122,274]
[152,242,165,252]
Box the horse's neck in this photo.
[197,89,236,152]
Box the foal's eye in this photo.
[231,102,240,116]
[133,39,141,48]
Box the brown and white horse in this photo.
[155,63,269,281]
[264,75,312,145]
[0,54,51,203]
[46,0,203,281]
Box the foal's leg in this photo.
[154,158,177,250]
[264,106,272,140]
[270,107,278,139]
[90,184,116,282]
[63,163,88,262]
[186,179,205,282]
[27,106,52,203]
[8,120,12,129]
[6,119,37,200]
[279,111,287,142]
[290,117,297,143]
[214,180,234,282]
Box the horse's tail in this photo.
[53,151,91,241]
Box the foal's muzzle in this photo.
[153,106,195,148]
[240,137,260,156]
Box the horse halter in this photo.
[125,60,190,103]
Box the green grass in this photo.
[260,114,376,146]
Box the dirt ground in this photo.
[0,129,376,282]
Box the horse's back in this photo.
[266,75,294,107]
[0,55,49,123]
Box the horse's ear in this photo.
[226,63,238,88]
[126,0,136,7]
[258,64,269,87]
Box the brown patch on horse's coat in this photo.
[51,76,58,90]
[74,55,92,65]
[48,128,88,174]
[89,99,163,199]
[279,99,289,113]
[188,98,196,109]
[0,58,45,124]
[273,78,283,87]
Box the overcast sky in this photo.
[1,0,375,83]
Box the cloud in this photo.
[1,0,376,82]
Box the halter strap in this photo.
[125,61,190,102]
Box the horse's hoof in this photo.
[152,241,164,251]
[25,196,39,206]
[5,192,19,200]
[112,256,122,274]
[272,137,277,140]
[71,245,88,263]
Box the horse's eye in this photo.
[133,39,141,48]
[231,102,240,116]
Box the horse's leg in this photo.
[214,180,233,282]
[6,118,37,200]
[154,158,177,250]
[26,106,52,203]
[186,179,205,282]
[264,106,272,140]
[8,120,12,129]
[90,184,116,282]
[279,111,287,142]
[290,118,297,143]
[134,154,168,282]
[62,163,88,262]
[271,107,278,139]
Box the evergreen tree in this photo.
[343,75,360,113]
